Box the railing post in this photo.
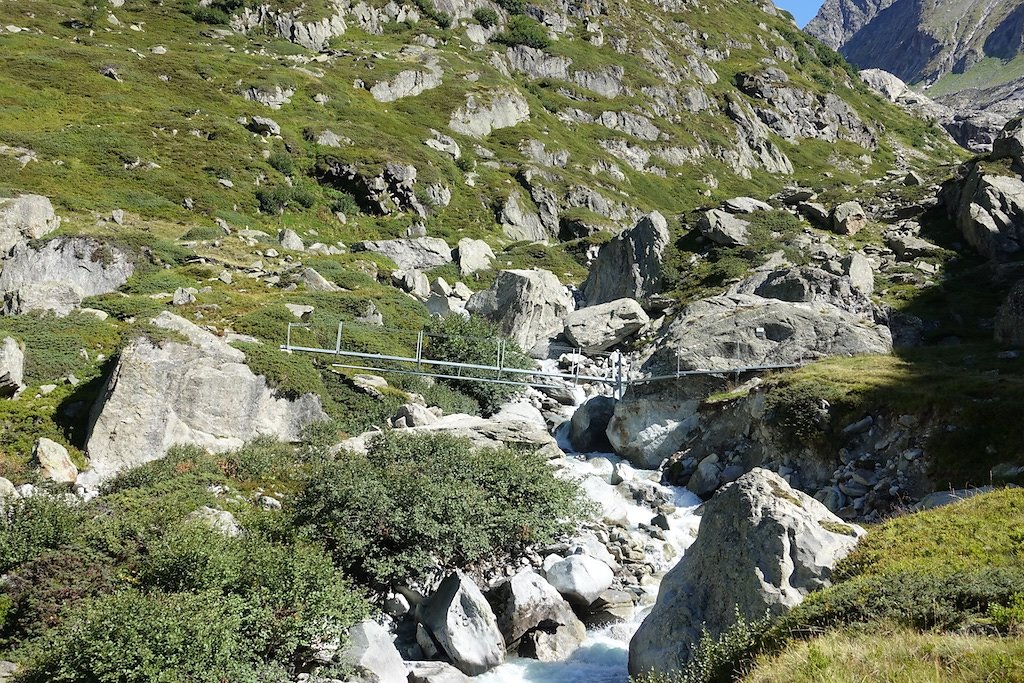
[496,340,504,379]
[286,323,293,351]
[335,322,343,355]
[416,330,424,370]
[615,352,624,400]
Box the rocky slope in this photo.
[806,0,1024,149]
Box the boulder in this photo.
[456,238,494,276]
[945,165,1024,259]
[186,506,242,538]
[831,201,867,235]
[33,438,78,483]
[79,312,327,488]
[449,90,530,139]
[697,209,750,247]
[487,570,586,661]
[340,620,407,683]
[991,116,1024,164]
[0,337,24,397]
[0,195,60,252]
[392,269,431,299]
[247,116,281,136]
[369,68,442,103]
[842,253,874,295]
[278,229,304,251]
[0,238,134,316]
[646,293,892,375]
[298,267,340,292]
[418,572,505,676]
[563,298,649,353]
[607,395,701,469]
[544,554,614,607]
[628,469,864,675]
[722,197,773,213]
[581,212,671,306]
[407,662,470,683]
[569,395,617,453]
[466,269,574,351]
[498,191,548,242]
[354,237,452,271]
[996,279,1024,346]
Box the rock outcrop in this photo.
[943,164,1024,259]
[340,620,408,683]
[996,280,1024,345]
[730,266,873,318]
[0,337,24,397]
[79,313,327,488]
[418,572,505,676]
[487,570,586,661]
[0,238,134,316]
[466,269,573,351]
[0,194,60,252]
[354,237,452,271]
[449,90,530,139]
[629,469,864,674]
[697,209,750,247]
[581,212,670,306]
[646,293,892,375]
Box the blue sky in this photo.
[773,0,825,26]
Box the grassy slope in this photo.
[741,489,1024,682]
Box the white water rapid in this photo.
[478,365,704,683]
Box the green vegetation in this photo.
[493,15,551,49]
[473,7,499,28]
[0,427,582,678]
[422,314,534,415]
[293,430,583,588]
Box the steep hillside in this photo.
[0,0,955,248]
[807,0,1024,145]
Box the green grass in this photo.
[744,626,1024,683]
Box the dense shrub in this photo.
[473,7,499,27]
[292,431,582,587]
[267,150,295,176]
[493,15,550,49]
[178,225,224,241]
[423,314,533,415]
[256,185,293,214]
[0,496,84,573]
[494,0,526,14]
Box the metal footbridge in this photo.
[281,322,798,399]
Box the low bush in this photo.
[292,431,582,587]
[473,7,499,27]
[494,15,550,49]
[423,315,532,415]
[0,496,84,573]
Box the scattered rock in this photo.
[186,506,242,538]
[339,620,407,683]
[455,238,494,276]
[0,195,60,252]
[831,201,867,235]
[0,337,24,397]
[545,555,615,607]
[697,209,750,247]
[354,237,452,271]
[278,229,304,251]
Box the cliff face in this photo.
[804,0,896,51]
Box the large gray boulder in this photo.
[456,238,495,276]
[369,67,442,103]
[697,209,750,247]
[340,620,407,683]
[946,165,1024,259]
[418,572,505,676]
[607,395,701,469]
[996,279,1024,346]
[0,195,60,252]
[581,212,671,306]
[0,237,134,316]
[991,116,1024,164]
[487,570,586,661]
[569,395,616,453]
[646,293,892,375]
[466,269,573,351]
[79,312,327,488]
[563,298,649,353]
[628,469,864,675]
[0,337,24,397]
[544,555,614,607]
[449,90,530,139]
[730,266,873,318]
[354,237,452,271]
